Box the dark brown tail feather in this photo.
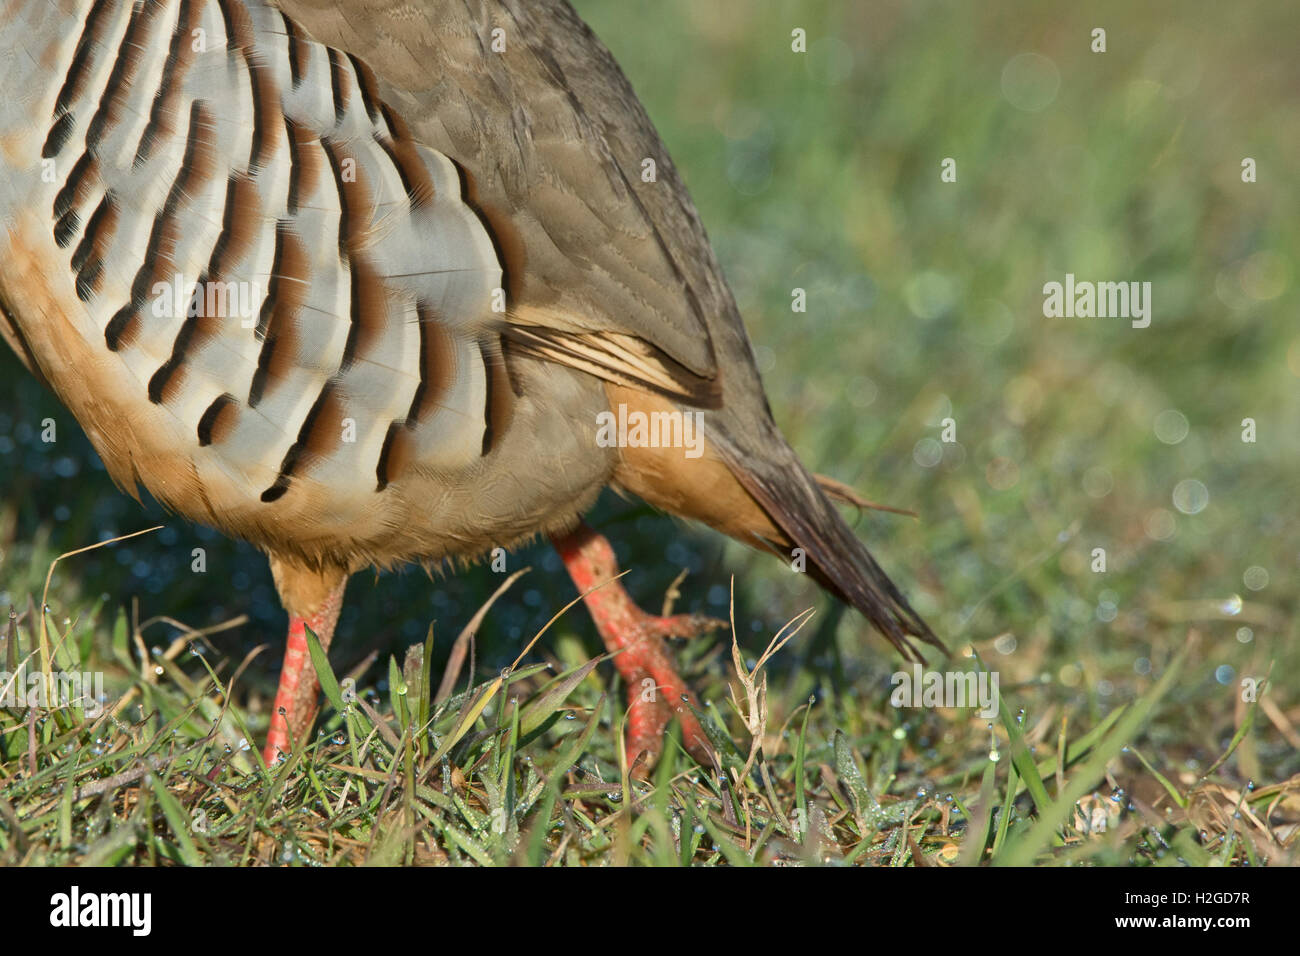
[714,429,944,663]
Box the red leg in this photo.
[551,523,724,769]
[262,581,345,766]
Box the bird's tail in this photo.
[711,420,944,663]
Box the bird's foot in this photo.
[616,610,725,772]
[551,523,726,772]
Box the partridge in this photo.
[0,0,941,766]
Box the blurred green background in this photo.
[2,0,1297,794]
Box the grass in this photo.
[0,540,1292,866]
[0,0,1298,865]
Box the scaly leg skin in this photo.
[551,522,725,771]
[262,582,346,767]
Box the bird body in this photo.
[1,0,939,763]
[1,0,615,571]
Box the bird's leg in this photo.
[551,522,724,770]
[263,558,348,766]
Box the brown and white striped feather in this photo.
[0,0,614,569]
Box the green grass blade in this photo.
[305,625,346,714]
[147,774,201,866]
[998,638,1191,866]
[519,657,599,738]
